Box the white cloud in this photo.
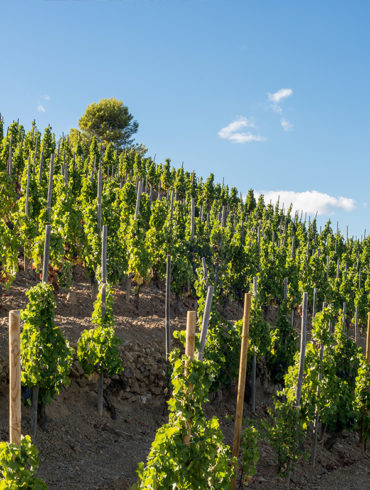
[268,88,293,104]
[268,88,293,112]
[228,132,266,143]
[218,116,266,144]
[281,118,293,131]
[37,105,46,113]
[42,95,51,101]
[218,116,255,137]
[255,190,355,215]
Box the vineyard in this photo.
[0,118,369,489]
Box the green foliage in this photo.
[0,168,18,288]
[355,357,370,440]
[51,174,85,266]
[245,189,256,213]
[248,297,271,357]
[1,118,369,467]
[266,301,298,384]
[77,284,122,376]
[205,316,241,391]
[145,199,171,278]
[263,397,305,474]
[127,211,152,286]
[78,98,138,150]
[240,421,259,485]
[281,307,363,434]
[21,283,74,406]
[195,266,242,391]
[0,436,46,489]
[137,350,235,489]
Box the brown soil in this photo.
[0,267,368,489]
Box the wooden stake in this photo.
[284,278,288,301]
[134,180,142,219]
[42,225,51,283]
[25,157,31,218]
[170,189,174,224]
[231,293,251,489]
[184,311,196,445]
[313,287,317,318]
[201,257,208,288]
[97,168,102,233]
[197,286,214,361]
[64,157,68,186]
[185,311,196,359]
[343,302,347,332]
[9,310,21,447]
[46,154,55,222]
[125,275,131,303]
[221,206,226,227]
[190,197,195,240]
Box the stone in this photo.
[66,291,77,305]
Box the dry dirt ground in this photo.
[0,267,369,489]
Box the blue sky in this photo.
[1,0,369,237]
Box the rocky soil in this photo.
[0,267,368,489]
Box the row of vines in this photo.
[0,118,369,488]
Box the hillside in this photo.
[0,119,369,488]
[0,267,369,488]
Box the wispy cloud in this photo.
[268,88,293,104]
[281,118,293,131]
[255,190,356,215]
[218,116,255,136]
[227,132,266,143]
[36,95,51,113]
[218,116,266,144]
[268,88,293,113]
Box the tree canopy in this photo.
[76,98,138,150]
